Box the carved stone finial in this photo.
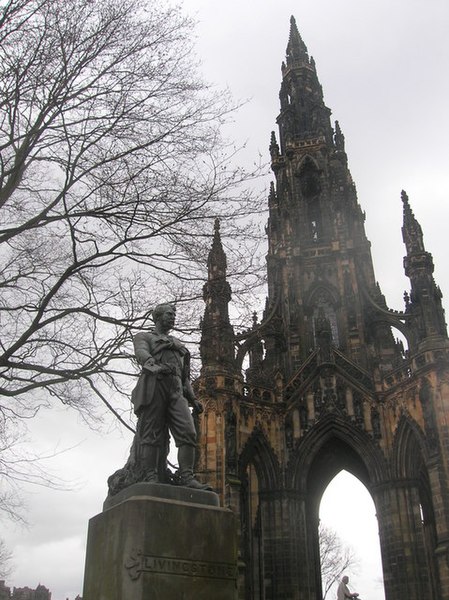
[268,181,277,203]
[269,131,280,159]
[401,189,424,254]
[334,120,345,152]
[403,290,410,308]
[286,15,308,65]
[252,312,258,328]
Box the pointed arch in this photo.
[296,155,324,241]
[287,413,387,495]
[304,284,341,348]
[239,429,281,600]
[305,283,340,308]
[392,413,427,479]
[284,415,387,600]
[297,154,321,173]
[390,413,438,598]
[239,428,281,490]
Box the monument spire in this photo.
[286,15,309,66]
[401,190,447,343]
[278,17,333,150]
[401,189,425,254]
[264,15,399,375]
[200,219,236,374]
[207,218,227,278]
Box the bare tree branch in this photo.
[0,538,13,579]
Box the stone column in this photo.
[374,482,432,600]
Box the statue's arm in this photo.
[182,352,203,413]
[183,379,196,402]
[133,333,156,368]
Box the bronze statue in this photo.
[108,303,211,495]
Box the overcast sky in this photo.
[2,1,449,599]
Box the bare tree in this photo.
[0,538,12,578]
[0,0,265,516]
[0,0,263,415]
[319,523,359,600]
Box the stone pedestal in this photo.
[82,483,238,600]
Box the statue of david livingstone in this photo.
[108,303,211,495]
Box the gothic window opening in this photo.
[419,503,425,525]
[393,329,409,358]
[241,352,250,375]
[308,200,322,242]
[312,292,339,348]
[298,157,322,242]
[311,220,318,241]
[419,476,438,598]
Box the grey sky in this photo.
[2,1,449,599]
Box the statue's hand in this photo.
[143,358,164,374]
[192,399,204,414]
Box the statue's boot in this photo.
[141,445,160,483]
[157,433,172,483]
[178,445,213,491]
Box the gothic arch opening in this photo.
[319,470,385,600]
[289,414,386,491]
[239,431,281,599]
[305,437,372,599]
[285,418,387,600]
[390,416,439,599]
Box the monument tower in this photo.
[197,16,449,600]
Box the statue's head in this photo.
[152,303,176,330]
[342,576,349,584]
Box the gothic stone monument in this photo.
[196,17,449,600]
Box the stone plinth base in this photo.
[82,484,238,600]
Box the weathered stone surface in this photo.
[83,487,237,600]
[103,481,220,511]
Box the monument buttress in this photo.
[197,16,449,600]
